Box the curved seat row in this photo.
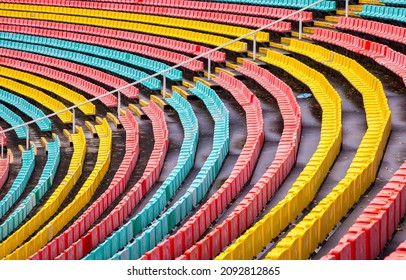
[0,57,117,108]
[5,120,111,260]
[309,28,406,86]
[265,39,391,260]
[46,102,168,260]
[80,92,199,259]
[0,104,27,139]
[143,71,265,260]
[183,0,336,11]
[323,160,406,260]
[217,50,342,260]
[358,5,406,23]
[35,110,140,260]
[0,137,60,242]
[99,81,229,260]
[177,61,302,260]
[41,0,312,22]
[0,47,138,99]
[0,9,247,53]
[0,76,72,124]
[380,0,406,6]
[0,145,35,220]
[81,93,197,260]
[0,89,52,132]
[0,16,225,64]
[0,3,269,43]
[334,16,406,45]
[0,128,86,259]
[0,0,291,32]
[0,63,95,116]
[0,35,161,91]
[0,31,170,86]
[0,24,201,74]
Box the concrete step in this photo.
[291,31,312,39]
[172,85,197,100]
[336,10,360,16]
[181,79,195,88]
[268,42,285,50]
[214,67,245,79]
[150,95,171,110]
[225,60,239,70]
[325,16,340,23]
[193,76,221,89]
[314,20,336,29]
[281,37,292,45]
[303,27,315,34]
[202,71,217,80]
[348,4,364,11]
[128,103,149,119]
[236,56,269,67]
[359,0,384,5]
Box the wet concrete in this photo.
[205,77,283,229]
[1,28,406,260]
[313,59,406,260]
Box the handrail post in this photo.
[0,0,325,138]
[1,133,3,158]
[162,72,166,97]
[299,12,303,40]
[72,108,76,134]
[117,91,121,118]
[26,125,29,150]
[207,54,211,81]
[345,0,349,17]
[253,33,257,61]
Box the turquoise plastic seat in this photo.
[0,104,27,139]
[0,32,163,90]
[358,5,406,23]
[0,89,51,132]
[84,90,202,260]
[0,145,35,219]
[0,138,60,241]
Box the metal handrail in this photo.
[0,0,325,138]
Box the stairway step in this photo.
[281,37,292,44]
[7,149,13,164]
[182,79,195,88]
[85,121,97,137]
[359,0,384,4]
[106,112,122,129]
[128,103,148,119]
[237,57,269,67]
[349,5,364,11]
[203,71,217,80]
[303,27,315,34]
[225,61,238,69]
[214,67,245,79]
[247,51,266,60]
[150,95,171,110]
[139,99,149,108]
[172,85,197,100]
[314,21,336,29]
[336,10,360,16]
[268,42,285,49]
[63,129,72,144]
[325,16,340,23]
[291,31,311,39]
[193,76,221,89]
